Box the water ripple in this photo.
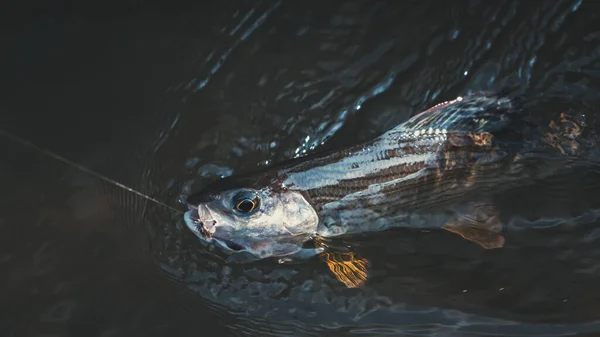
[144,1,600,335]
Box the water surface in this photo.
[3,0,600,336]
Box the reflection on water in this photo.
[3,0,600,336]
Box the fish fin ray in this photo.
[321,251,369,288]
[442,202,505,249]
[392,93,520,135]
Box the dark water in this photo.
[3,0,600,336]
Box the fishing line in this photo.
[0,129,184,215]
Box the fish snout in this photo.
[195,219,217,238]
[186,209,217,235]
[183,208,247,252]
[199,219,217,231]
[190,204,220,237]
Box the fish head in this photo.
[184,179,318,259]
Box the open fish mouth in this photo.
[182,209,308,259]
[182,209,212,238]
[184,209,252,252]
[183,210,248,252]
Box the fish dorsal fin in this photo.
[394,94,519,135]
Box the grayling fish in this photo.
[183,93,588,268]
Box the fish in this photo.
[183,93,590,288]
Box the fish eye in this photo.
[233,190,260,214]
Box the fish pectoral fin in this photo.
[320,251,369,288]
[442,202,505,249]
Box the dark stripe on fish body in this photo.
[286,131,501,210]
[187,94,539,229]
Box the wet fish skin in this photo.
[185,93,581,255]
[276,95,530,237]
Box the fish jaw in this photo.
[183,189,320,258]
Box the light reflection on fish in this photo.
[183,93,589,287]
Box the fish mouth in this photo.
[183,210,248,252]
[182,210,301,258]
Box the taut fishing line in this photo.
[0,130,184,215]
